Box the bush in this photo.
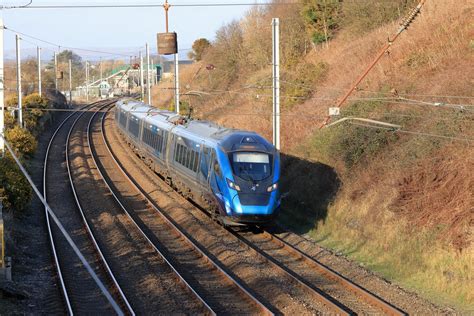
[24,93,49,108]
[0,158,32,212]
[188,38,211,61]
[282,61,328,108]
[341,0,418,34]
[5,126,37,159]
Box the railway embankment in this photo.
[0,91,70,314]
[152,0,472,311]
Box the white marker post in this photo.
[68,59,72,105]
[139,51,144,101]
[0,17,4,155]
[272,18,280,151]
[174,53,179,114]
[54,51,58,91]
[16,34,23,127]
[146,43,151,105]
[85,61,89,102]
[37,46,42,96]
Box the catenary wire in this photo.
[10,2,298,9]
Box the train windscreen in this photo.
[230,152,271,181]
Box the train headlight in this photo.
[226,178,241,191]
[267,183,278,192]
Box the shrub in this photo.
[5,126,37,159]
[341,0,418,34]
[282,61,328,108]
[188,38,211,61]
[0,158,32,212]
[5,96,18,108]
[301,0,342,45]
[24,93,49,108]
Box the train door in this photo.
[199,145,212,186]
[209,149,224,200]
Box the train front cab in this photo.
[210,135,280,226]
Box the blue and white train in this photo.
[115,99,281,226]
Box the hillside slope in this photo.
[152,0,473,310]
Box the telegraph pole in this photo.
[16,34,23,127]
[272,18,280,151]
[0,17,4,155]
[174,53,179,114]
[68,59,72,105]
[85,61,89,102]
[139,51,144,101]
[146,43,151,105]
[37,47,42,96]
[54,51,58,91]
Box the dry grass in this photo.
[151,0,473,309]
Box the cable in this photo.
[348,122,474,144]
[4,26,137,57]
[12,2,297,9]
[279,79,474,101]
[0,0,32,9]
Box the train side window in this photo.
[192,151,199,172]
[174,141,179,162]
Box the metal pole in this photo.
[54,51,58,91]
[37,46,42,96]
[146,43,151,105]
[174,53,179,114]
[139,51,144,101]
[99,58,102,82]
[272,18,280,151]
[129,56,132,95]
[68,59,72,105]
[85,61,89,102]
[151,58,155,86]
[16,34,23,127]
[0,17,4,156]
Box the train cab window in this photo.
[230,152,271,181]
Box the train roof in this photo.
[116,99,275,153]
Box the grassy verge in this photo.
[278,99,473,311]
[306,204,473,310]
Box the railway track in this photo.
[43,100,132,315]
[92,103,273,314]
[102,102,407,315]
[64,101,210,314]
[234,229,406,315]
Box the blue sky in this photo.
[1,0,257,60]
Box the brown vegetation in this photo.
[153,0,473,309]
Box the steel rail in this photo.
[100,105,274,315]
[104,104,349,314]
[265,231,406,315]
[225,227,352,314]
[43,102,100,315]
[86,104,216,315]
[63,100,135,315]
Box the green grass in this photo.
[308,211,473,310]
